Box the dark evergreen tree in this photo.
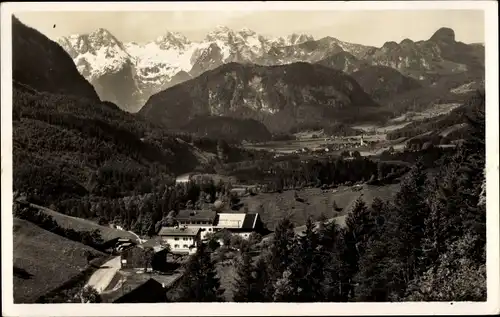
[232,250,254,302]
[268,217,296,282]
[252,256,274,302]
[232,249,272,302]
[287,217,325,301]
[177,243,224,302]
[317,220,344,301]
[390,159,430,291]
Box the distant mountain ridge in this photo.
[139,62,382,133]
[55,24,484,114]
[57,26,317,112]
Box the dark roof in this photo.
[242,213,258,229]
[158,226,200,236]
[176,209,217,222]
[140,237,162,249]
[213,213,259,230]
[113,278,167,303]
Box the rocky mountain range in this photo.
[139,62,382,133]
[57,26,316,112]
[58,25,484,114]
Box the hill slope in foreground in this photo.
[24,201,138,242]
[13,218,105,303]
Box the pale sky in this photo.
[15,10,484,46]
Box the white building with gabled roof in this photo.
[158,226,201,254]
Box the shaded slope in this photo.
[13,218,105,303]
[351,65,422,102]
[182,116,272,142]
[12,16,99,101]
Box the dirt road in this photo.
[85,256,121,293]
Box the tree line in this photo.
[13,202,104,251]
[222,156,410,191]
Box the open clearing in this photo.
[13,218,106,303]
[26,202,138,242]
[240,183,401,230]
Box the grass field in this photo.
[240,183,401,231]
[13,218,106,303]
[27,202,138,242]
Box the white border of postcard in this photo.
[1,1,499,316]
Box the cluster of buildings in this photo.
[291,136,373,155]
[144,210,268,255]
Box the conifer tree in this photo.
[312,217,346,301]
[273,269,295,302]
[232,250,255,302]
[391,159,430,288]
[345,198,373,258]
[268,217,296,281]
[252,256,274,302]
[177,243,224,302]
[232,249,272,302]
[288,217,325,301]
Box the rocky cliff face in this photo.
[139,62,381,133]
[365,28,484,81]
[316,51,370,74]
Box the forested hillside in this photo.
[11,16,221,234]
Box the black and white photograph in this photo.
[1,1,499,316]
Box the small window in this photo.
[183,245,188,248]
[208,228,212,231]
[174,237,179,241]
[174,244,179,248]
[201,228,206,231]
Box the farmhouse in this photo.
[214,213,265,239]
[158,226,201,254]
[175,209,218,240]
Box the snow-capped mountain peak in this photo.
[286,33,314,45]
[58,27,319,112]
[155,31,191,50]
[239,27,257,37]
[57,28,131,82]
[205,25,236,42]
